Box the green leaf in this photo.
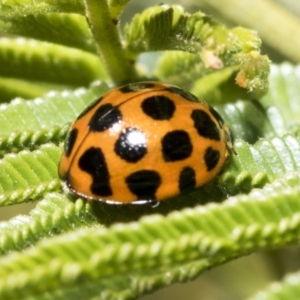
[125,5,269,96]
[208,135,300,197]
[0,81,107,134]
[1,171,300,299]
[0,37,107,86]
[248,270,300,300]
[0,13,97,53]
[0,81,108,154]
[1,133,300,256]
[156,51,240,98]
[0,143,61,206]
[0,0,298,297]
[215,100,287,143]
[125,5,240,55]
[0,77,53,102]
[0,193,100,255]
[262,63,300,125]
[0,0,84,19]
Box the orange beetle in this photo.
[59,82,234,204]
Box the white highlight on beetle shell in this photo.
[126,130,146,146]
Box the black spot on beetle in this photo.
[114,127,147,163]
[209,106,225,128]
[204,147,220,171]
[167,86,198,102]
[64,128,78,157]
[77,97,103,120]
[125,170,161,200]
[162,130,193,162]
[141,95,176,120]
[89,103,122,132]
[179,166,196,193]
[78,147,112,196]
[191,109,221,141]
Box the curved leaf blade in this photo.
[0,37,107,86]
[125,5,269,96]
[262,63,300,125]
[1,171,300,298]
[248,270,300,300]
[215,100,287,143]
[0,82,109,154]
[204,135,300,198]
[0,143,61,206]
[0,82,108,134]
[0,77,53,102]
[0,0,84,19]
[0,13,97,53]
[0,193,100,255]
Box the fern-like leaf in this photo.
[1,171,300,298]
[262,63,300,123]
[0,81,108,154]
[215,100,287,143]
[0,13,96,53]
[248,270,300,300]
[0,0,298,298]
[0,0,84,18]
[0,143,61,206]
[125,5,269,96]
[0,193,100,255]
[0,37,107,87]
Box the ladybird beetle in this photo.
[58,82,234,204]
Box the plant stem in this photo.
[83,0,138,85]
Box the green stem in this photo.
[83,0,138,85]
